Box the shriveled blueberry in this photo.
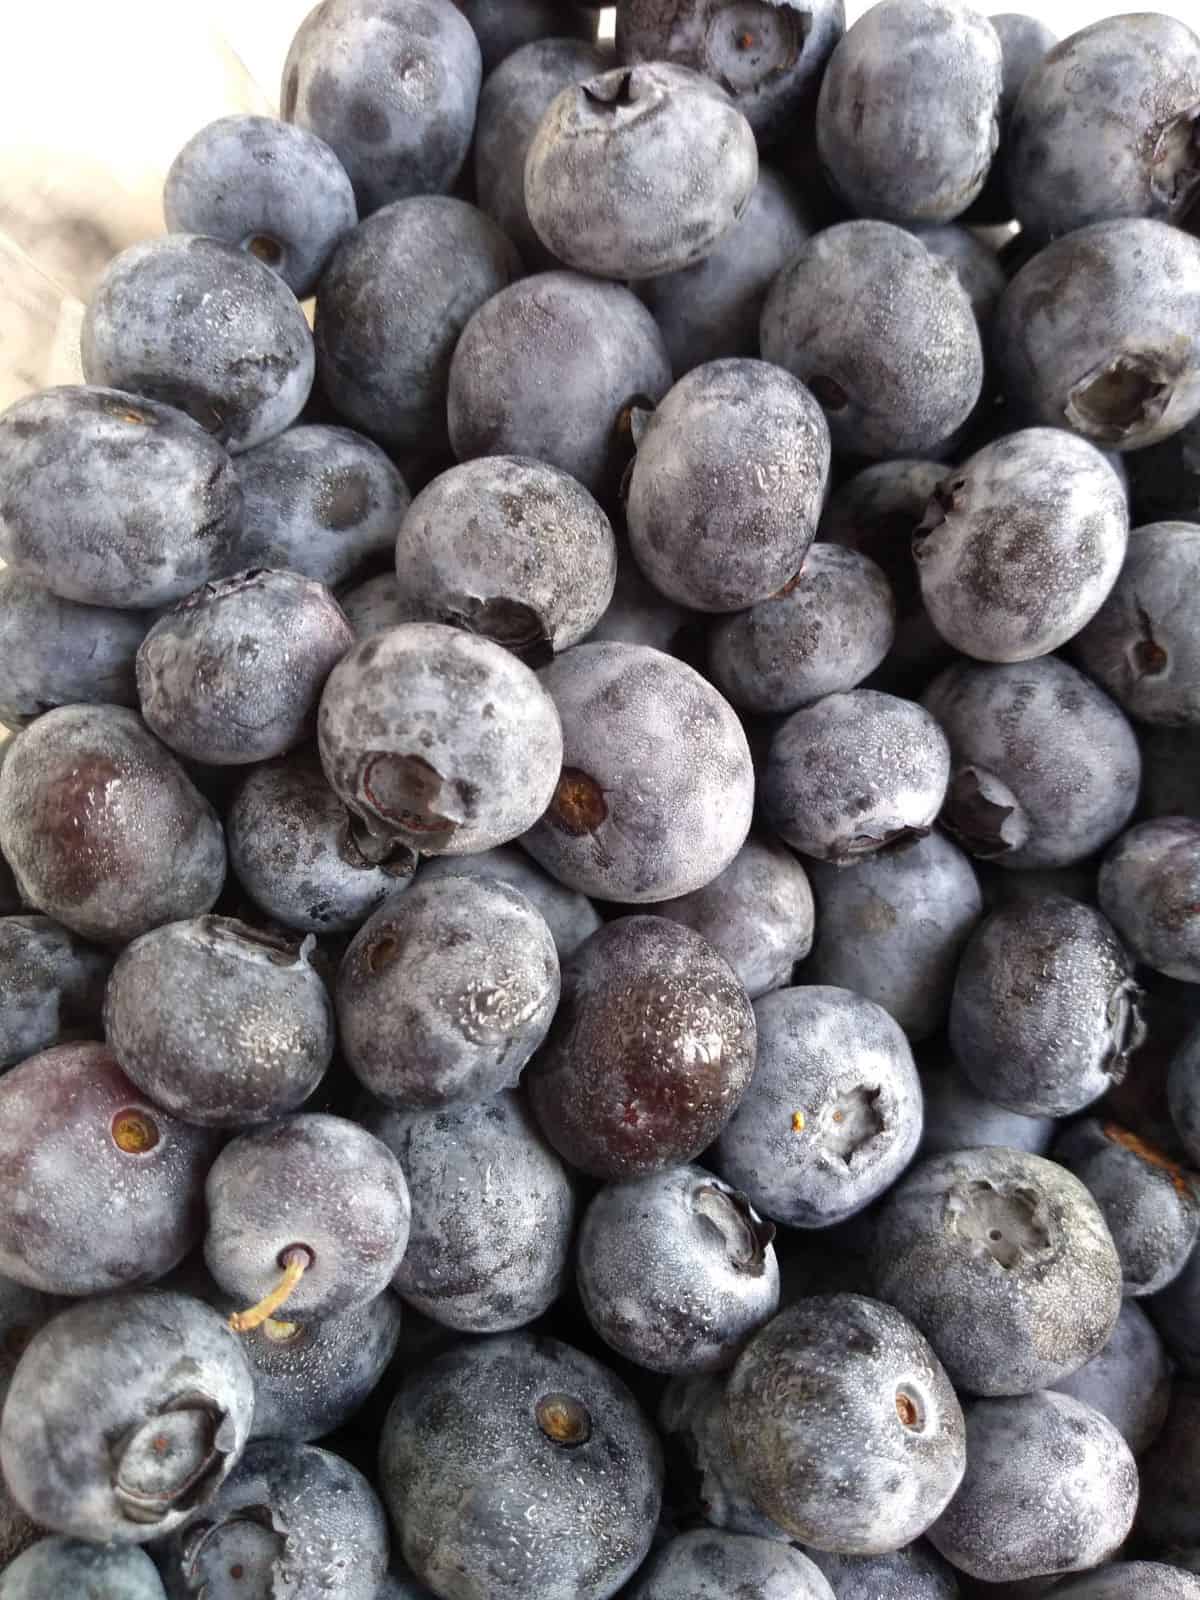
[587,544,691,653]
[1051,1299,1171,1457]
[0,1536,166,1599]
[0,706,226,946]
[454,0,596,74]
[761,222,984,459]
[919,1055,1056,1158]
[525,63,758,280]
[762,690,950,864]
[81,236,314,454]
[909,223,1007,333]
[362,1089,575,1330]
[713,984,922,1229]
[1128,413,1200,527]
[281,0,481,214]
[162,1440,389,1600]
[338,572,417,638]
[806,1541,961,1600]
[416,845,601,960]
[1055,1567,1200,1600]
[923,656,1140,869]
[0,1289,254,1543]
[164,114,357,297]
[318,622,563,855]
[992,220,1200,451]
[447,271,672,498]
[871,1147,1123,1396]
[1137,1384,1200,1554]
[526,915,757,1179]
[522,641,753,901]
[0,386,241,608]
[0,573,146,730]
[1099,818,1200,983]
[816,0,1002,222]
[913,428,1129,662]
[0,915,111,1069]
[378,1334,662,1600]
[927,1392,1137,1582]
[658,1373,791,1540]
[314,197,520,453]
[630,1530,836,1600]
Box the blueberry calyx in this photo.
[440,595,552,664]
[1149,105,1200,211]
[691,1181,776,1275]
[828,823,930,863]
[113,1394,236,1526]
[181,1504,284,1593]
[548,767,608,836]
[1065,350,1176,442]
[536,1392,592,1447]
[949,1179,1053,1270]
[582,69,639,111]
[940,766,1028,858]
[1102,979,1147,1082]
[338,814,418,878]
[360,751,463,845]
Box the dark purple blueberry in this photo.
[416,845,601,960]
[1051,1299,1171,1457]
[806,1540,960,1600]
[0,915,112,1069]
[0,1536,166,1600]
[1099,818,1200,983]
[0,572,147,729]
[918,1056,1055,1159]
[629,1530,837,1599]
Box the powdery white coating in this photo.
[927,1392,1137,1582]
[918,1060,1055,1159]
[657,1373,792,1540]
[416,846,601,961]
[204,1113,411,1319]
[0,1290,255,1544]
[1051,1299,1171,1456]
[0,1276,64,1411]
[454,0,595,75]
[0,572,147,728]
[587,548,689,653]
[339,573,420,638]
[0,914,112,1069]
[922,656,1141,870]
[913,428,1129,662]
[0,1536,167,1600]
[626,359,830,612]
[726,1294,965,1554]
[1099,818,1200,982]
[628,1530,836,1600]
[871,1147,1123,1397]
[1169,1020,1200,1168]
[338,875,560,1107]
[805,1541,960,1599]
[522,642,754,902]
[0,386,241,609]
[804,831,983,1042]
[1054,1566,1200,1600]
[1138,1385,1200,1553]
[992,220,1200,452]
[992,11,1059,121]
[909,223,1007,331]
[80,236,314,455]
[378,1334,663,1600]
[762,690,950,864]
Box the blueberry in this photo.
[1051,1299,1171,1458]
[927,1392,1137,1582]
[1007,15,1200,242]
[281,0,482,214]
[522,642,753,901]
[0,1537,167,1600]
[81,236,314,454]
[318,622,563,855]
[0,915,112,1069]
[762,690,950,864]
[162,1439,389,1600]
[628,1530,837,1600]
[1139,1384,1200,1555]
[447,270,673,498]
[1054,1567,1200,1600]
[918,1054,1056,1158]
[871,1147,1122,1396]
[0,1289,254,1544]
[338,874,559,1107]
[164,114,357,297]
[922,656,1141,869]
[992,12,1059,122]
[992,220,1200,452]
[314,197,520,453]
[908,223,1008,333]
[526,915,756,1179]
[1169,1020,1200,1168]
[805,1541,961,1600]
[0,705,226,946]
[1128,413,1200,527]
[230,424,412,589]
[761,222,984,460]
[657,1373,791,1541]
[0,1276,64,1410]
[416,844,601,960]
[0,386,241,609]
[713,984,922,1229]
[816,0,1002,222]
[338,572,419,638]
[361,1089,575,1330]
[804,832,983,1042]
[587,544,690,654]
[0,573,146,731]
[0,1488,37,1579]
[453,0,596,74]
[1098,818,1200,983]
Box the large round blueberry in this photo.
[0,915,111,1070]
[0,1535,166,1599]
[628,1530,836,1599]
[1051,1299,1171,1457]
[0,572,147,729]
[1099,818,1200,983]
[415,844,601,961]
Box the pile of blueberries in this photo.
[4,0,1200,1595]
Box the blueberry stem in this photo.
[229,1247,311,1333]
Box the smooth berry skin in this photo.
[918,1057,1055,1160]
[416,845,601,962]
[1099,818,1200,983]
[658,1374,792,1542]
[909,222,1007,333]
[587,548,690,654]
[0,1536,167,1600]
[805,1541,960,1600]
[0,571,147,729]
[453,0,595,75]
[1051,1299,1171,1458]
[964,10,1058,223]
[0,915,111,1070]
[629,1531,836,1600]
[338,573,418,639]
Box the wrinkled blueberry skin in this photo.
[630,1530,836,1600]
[714,984,922,1229]
[447,271,673,498]
[281,0,482,215]
[922,656,1141,870]
[992,220,1200,452]
[1051,1299,1171,1457]
[949,895,1145,1118]
[164,115,357,297]
[527,916,757,1180]
[928,1392,1137,1583]
[913,428,1129,662]
[205,1113,411,1319]
[1170,1020,1200,1168]
[362,1089,575,1331]
[417,845,601,961]
[626,359,830,612]
[0,915,111,1069]
[137,569,354,767]
[1055,1567,1200,1600]
[1007,15,1200,243]
[761,222,984,460]
[0,706,226,946]
[909,224,1007,333]
[525,63,758,280]
[395,455,617,654]
[0,1290,254,1544]
[0,386,241,609]
[871,1147,1123,1396]
[0,572,147,729]
[380,1334,662,1600]
[726,1294,965,1554]
[762,690,950,864]
[0,1537,167,1600]
[339,573,419,638]
[806,1541,960,1600]
[455,0,595,74]
[918,1056,1055,1158]
[315,197,520,454]
[318,622,564,856]
[658,1373,791,1540]
[1099,818,1200,983]
[1128,413,1200,527]
[816,0,1002,222]
[162,1440,389,1600]
[523,642,753,902]
[81,236,315,455]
